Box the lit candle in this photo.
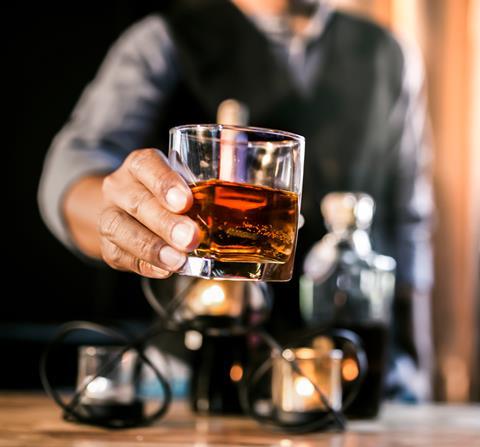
[182,280,245,319]
[77,347,137,405]
[272,340,343,417]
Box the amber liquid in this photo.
[186,180,298,264]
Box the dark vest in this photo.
[154,1,405,332]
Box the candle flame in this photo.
[86,376,109,394]
[200,284,225,307]
[294,376,315,397]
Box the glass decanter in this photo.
[300,192,396,418]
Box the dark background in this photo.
[5,2,480,400]
[6,2,174,388]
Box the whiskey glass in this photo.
[169,124,304,281]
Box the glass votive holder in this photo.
[76,346,144,422]
[271,342,343,424]
[174,277,271,331]
[182,280,244,319]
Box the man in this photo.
[38,0,434,400]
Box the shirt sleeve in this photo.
[390,39,435,293]
[37,14,177,252]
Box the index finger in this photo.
[126,148,192,213]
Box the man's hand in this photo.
[64,148,200,278]
[100,148,200,278]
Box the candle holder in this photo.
[39,322,171,428]
[143,276,273,415]
[177,279,246,330]
[271,344,343,425]
[142,277,272,334]
[241,329,368,433]
[75,346,144,423]
[40,284,367,433]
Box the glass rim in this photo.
[170,123,305,146]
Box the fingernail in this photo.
[159,245,185,269]
[151,265,170,277]
[172,223,194,248]
[166,187,188,212]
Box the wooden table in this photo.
[1,393,479,446]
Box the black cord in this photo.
[40,321,172,429]
[242,356,345,434]
[141,276,201,324]
[240,328,346,433]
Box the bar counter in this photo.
[0,393,479,446]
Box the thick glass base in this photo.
[178,256,293,281]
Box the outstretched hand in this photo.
[99,148,200,278]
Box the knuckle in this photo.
[127,148,159,175]
[99,208,124,238]
[101,175,115,197]
[100,240,124,269]
[137,234,163,263]
[108,244,124,266]
[151,169,180,199]
[153,207,180,239]
[124,189,153,217]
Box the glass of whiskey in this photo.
[169,124,305,281]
